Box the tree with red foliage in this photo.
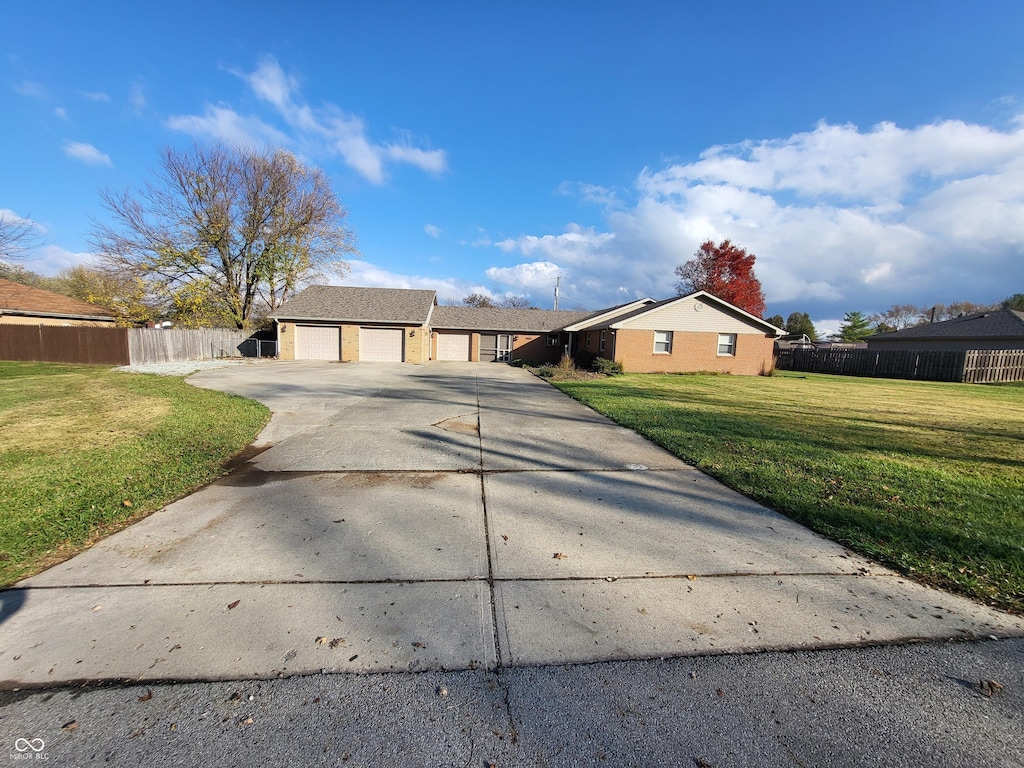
[674,239,767,317]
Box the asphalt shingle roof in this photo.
[868,309,1024,340]
[431,305,593,332]
[273,286,437,324]
[0,278,116,320]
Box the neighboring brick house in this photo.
[272,285,783,374]
[866,309,1024,352]
[564,291,782,375]
[0,278,117,326]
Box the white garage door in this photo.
[359,327,404,361]
[296,325,340,360]
[437,333,470,361]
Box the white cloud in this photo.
[171,55,447,184]
[129,83,147,113]
[165,105,290,147]
[424,224,442,239]
[13,80,47,98]
[25,245,96,275]
[54,107,68,121]
[63,140,112,167]
[495,116,1024,316]
[81,90,110,102]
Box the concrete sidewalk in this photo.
[1,361,1020,686]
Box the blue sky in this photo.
[3,2,1023,334]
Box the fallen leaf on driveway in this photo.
[553,552,567,560]
[501,535,509,543]
[62,720,79,732]
[138,690,153,702]
[687,575,698,580]
[315,636,329,645]
[980,679,1005,696]
[227,600,240,610]
[328,638,345,648]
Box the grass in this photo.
[551,371,1024,614]
[0,362,270,586]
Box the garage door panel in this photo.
[360,328,404,361]
[437,333,470,361]
[296,325,340,360]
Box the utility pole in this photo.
[553,275,560,311]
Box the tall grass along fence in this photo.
[781,347,1024,383]
[0,326,277,366]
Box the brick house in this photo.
[272,286,782,374]
[563,291,782,375]
[0,278,117,327]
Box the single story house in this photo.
[563,291,783,375]
[272,286,783,374]
[0,278,117,326]
[866,309,1024,352]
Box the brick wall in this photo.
[341,324,359,362]
[616,329,774,375]
[277,322,296,359]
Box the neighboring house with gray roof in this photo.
[866,309,1024,352]
[271,284,782,373]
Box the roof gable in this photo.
[561,298,657,332]
[273,286,437,324]
[595,291,781,335]
[0,278,116,320]
[867,309,1024,341]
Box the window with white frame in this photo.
[547,333,560,347]
[654,330,673,354]
[599,330,606,352]
[717,333,737,356]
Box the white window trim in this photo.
[717,333,737,356]
[654,330,673,354]
[547,333,561,347]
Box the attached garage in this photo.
[436,332,471,361]
[296,325,340,360]
[359,327,404,361]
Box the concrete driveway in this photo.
[1,361,1020,686]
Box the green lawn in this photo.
[0,362,269,585]
[552,371,1024,614]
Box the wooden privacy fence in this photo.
[0,325,130,365]
[784,347,1024,383]
[0,326,274,365]
[127,328,256,365]
[962,349,1024,383]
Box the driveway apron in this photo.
[1,361,1020,685]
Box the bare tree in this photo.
[875,303,924,330]
[499,295,532,309]
[92,144,358,329]
[0,211,43,262]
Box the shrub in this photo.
[592,357,624,376]
[573,349,597,370]
[557,353,576,371]
[535,365,556,378]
